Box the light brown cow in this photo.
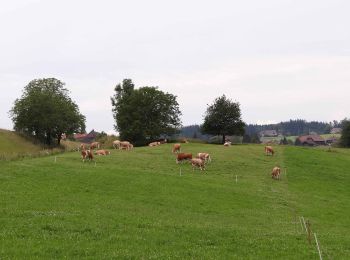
[191,158,206,171]
[148,141,160,147]
[95,149,110,156]
[112,140,121,149]
[120,141,133,150]
[265,146,274,156]
[176,153,192,164]
[197,153,211,163]
[90,142,100,149]
[271,166,281,179]
[172,143,181,153]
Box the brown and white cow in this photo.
[271,166,281,179]
[191,158,206,171]
[172,143,181,153]
[81,149,93,162]
[176,153,192,164]
[197,153,211,163]
[265,146,274,156]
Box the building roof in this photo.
[260,130,278,136]
[298,135,325,143]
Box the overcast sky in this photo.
[0,0,349,134]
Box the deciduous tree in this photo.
[201,95,245,144]
[10,78,86,145]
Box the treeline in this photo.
[245,119,342,136]
[180,119,344,140]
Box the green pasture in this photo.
[0,143,349,259]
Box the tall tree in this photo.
[340,120,350,148]
[201,95,245,143]
[111,79,182,146]
[10,78,86,145]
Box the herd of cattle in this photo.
[79,140,280,179]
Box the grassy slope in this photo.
[0,144,349,259]
[0,129,42,155]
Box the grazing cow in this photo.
[112,140,121,149]
[90,142,100,149]
[224,141,232,146]
[95,149,110,156]
[176,153,192,163]
[265,146,274,156]
[180,138,189,143]
[172,143,181,153]
[197,153,211,163]
[191,158,206,171]
[271,166,281,179]
[120,141,133,150]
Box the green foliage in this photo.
[201,95,245,143]
[111,79,181,146]
[340,120,350,147]
[9,78,85,145]
[1,144,349,258]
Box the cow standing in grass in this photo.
[265,146,274,156]
[197,153,211,163]
[81,149,93,162]
[90,142,100,150]
[271,166,281,179]
[191,158,206,171]
[172,143,181,153]
[112,140,121,149]
[176,153,192,164]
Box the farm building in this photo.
[330,128,342,134]
[73,130,98,143]
[259,130,278,137]
[295,135,326,146]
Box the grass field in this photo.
[0,144,349,259]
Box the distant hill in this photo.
[245,119,339,136]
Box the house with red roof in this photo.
[295,135,326,146]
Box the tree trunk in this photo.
[57,134,61,145]
[222,134,226,144]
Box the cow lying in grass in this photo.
[271,166,281,179]
[191,158,205,171]
[265,146,274,156]
[176,153,192,164]
[197,153,211,163]
[148,141,160,147]
[224,141,231,146]
[94,149,110,156]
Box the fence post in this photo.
[314,233,323,260]
[306,220,312,245]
